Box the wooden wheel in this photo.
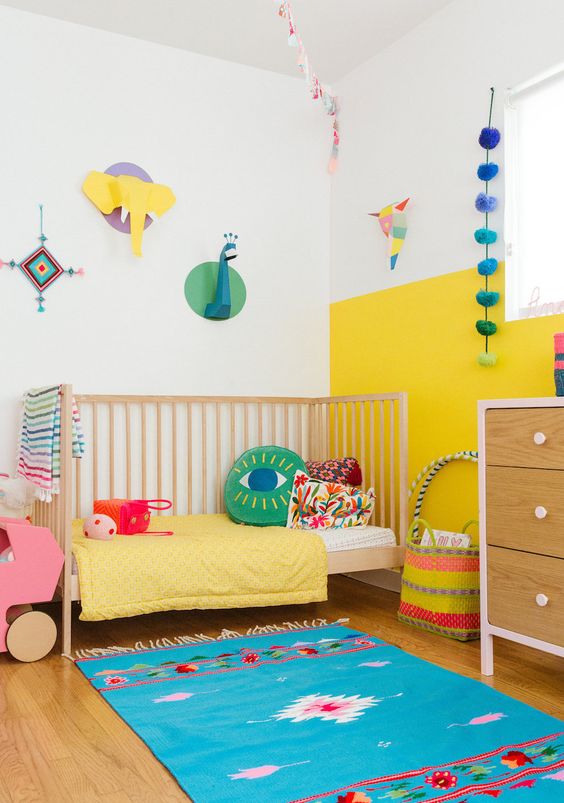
[6,611,57,662]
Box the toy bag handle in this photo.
[142,499,173,512]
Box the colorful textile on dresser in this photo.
[71,513,327,621]
[76,623,563,803]
[17,385,84,501]
[306,457,363,487]
[287,471,375,529]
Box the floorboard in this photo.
[0,576,562,802]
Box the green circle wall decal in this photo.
[184,234,246,321]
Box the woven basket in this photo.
[398,517,480,641]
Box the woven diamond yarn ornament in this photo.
[0,205,84,311]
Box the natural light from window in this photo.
[505,66,564,321]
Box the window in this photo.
[505,66,564,320]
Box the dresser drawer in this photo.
[486,408,564,469]
[487,466,564,559]
[487,546,564,646]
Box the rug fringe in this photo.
[73,617,349,660]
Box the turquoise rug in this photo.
[76,624,563,802]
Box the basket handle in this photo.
[407,518,436,546]
[461,518,479,545]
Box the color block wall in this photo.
[331,264,562,530]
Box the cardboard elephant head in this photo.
[82,171,176,256]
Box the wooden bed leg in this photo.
[60,384,74,657]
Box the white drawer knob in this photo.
[536,593,549,607]
[535,505,548,519]
[533,431,547,445]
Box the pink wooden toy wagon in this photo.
[0,517,64,662]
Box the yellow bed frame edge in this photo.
[34,386,408,654]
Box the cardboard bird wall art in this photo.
[369,197,409,270]
[82,162,176,257]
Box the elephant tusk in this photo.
[146,211,158,222]
[120,206,129,224]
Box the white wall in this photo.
[0,7,330,463]
[331,0,564,302]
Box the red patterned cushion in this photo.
[305,457,362,487]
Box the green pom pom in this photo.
[477,351,497,367]
[476,320,497,336]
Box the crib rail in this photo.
[70,393,407,538]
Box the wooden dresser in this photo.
[478,398,564,675]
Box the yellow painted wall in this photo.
[330,264,563,531]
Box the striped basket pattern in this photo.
[398,518,480,641]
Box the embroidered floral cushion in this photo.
[305,457,362,487]
[287,471,375,530]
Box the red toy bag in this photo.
[93,499,173,536]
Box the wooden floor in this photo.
[1,576,562,802]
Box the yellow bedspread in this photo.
[72,514,328,621]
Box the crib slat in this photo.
[125,402,131,500]
[297,404,303,455]
[230,403,235,465]
[270,403,276,445]
[334,403,339,457]
[360,402,366,491]
[216,402,221,513]
[284,404,289,448]
[202,403,207,513]
[172,403,178,515]
[187,403,192,514]
[109,403,115,499]
[140,403,146,500]
[257,403,263,446]
[92,402,98,504]
[244,404,249,451]
[389,401,396,534]
[370,402,376,525]
[75,449,81,519]
[157,402,163,501]
[379,401,386,527]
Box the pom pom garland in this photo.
[479,127,501,149]
[475,192,498,213]
[477,162,499,181]
[476,289,500,308]
[474,227,497,245]
[477,257,498,276]
[475,319,497,336]
[477,351,498,366]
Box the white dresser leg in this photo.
[481,631,494,676]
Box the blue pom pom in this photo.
[477,162,499,181]
[475,192,498,213]
[476,289,500,307]
[478,258,498,276]
[474,228,497,245]
[479,127,501,149]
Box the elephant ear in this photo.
[82,171,120,214]
[149,183,176,217]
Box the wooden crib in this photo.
[34,386,408,653]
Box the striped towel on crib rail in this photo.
[16,385,85,501]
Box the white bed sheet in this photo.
[314,525,397,553]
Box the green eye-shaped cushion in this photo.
[225,446,306,526]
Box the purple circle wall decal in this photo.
[102,162,154,234]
